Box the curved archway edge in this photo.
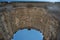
[0,2,60,40]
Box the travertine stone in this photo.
[0,2,60,40]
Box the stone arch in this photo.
[0,5,59,40]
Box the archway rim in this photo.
[11,26,44,40]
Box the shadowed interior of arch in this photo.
[12,29,43,40]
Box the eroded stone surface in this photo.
[0,2,60,40]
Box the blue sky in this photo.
[0,0,60,2]
[12,29,43,40]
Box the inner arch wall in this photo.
[0,2,59,40]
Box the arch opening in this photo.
[11,29,44,40]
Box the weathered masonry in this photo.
[0,2,60,40]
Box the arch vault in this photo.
[0,2,60,40]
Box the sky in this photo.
[12,29,43,40]
[0,0,60,2]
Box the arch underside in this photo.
[0,3,59,40]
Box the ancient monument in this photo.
[0,2,60,40]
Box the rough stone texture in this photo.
[0,2,60,40]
